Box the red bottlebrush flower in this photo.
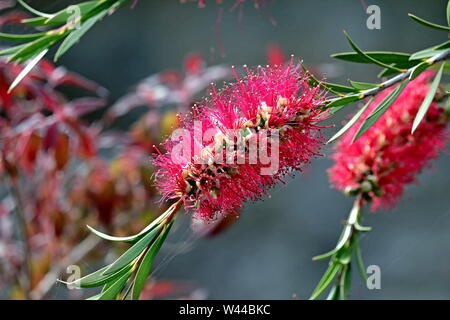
[329,72,449,211]
[153,60,326,220]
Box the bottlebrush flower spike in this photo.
[329,72,449,211]
[153,60,326,220]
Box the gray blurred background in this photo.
[34,0,450,299]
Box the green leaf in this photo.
[332,51,412,64]
[435,40,450,50]
[408,13,450,31]
[0,44,28,57]
[102,226,162,276]
[339,264,352,300]
[354,219,372,232]
[326,285,339,300]
[410,49,448,60]
[322,82,357,94]
[349,80,378,90]
[313,226,352,261]
[45,1,100,26]
[343,31,404,72]
[354,234,368,282]
[310,263,342,300]
[326,95,362,108]
[87,210,168,243]
[314,201,361,260]
[132,221,174,300]
[409,61,431,80]
[412,63,445,133]
[377,58,427,77]
[328,105,347,114]
[87,225,145,243]
[328,97,373,143]
[17,0,52,18]
[303,65,357,95]
[352,80,409,142]
[60,263,133,288]
[9,34,62,64]
[378,66,403,78]
[54,10,108,61]
[8,49,48,93]
[98,271,132,300]
[447,0,450,27]
[21,17,49,27]
[0,32,46,42]
[409,41,450,62]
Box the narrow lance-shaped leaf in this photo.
[326,94,362,109]
[87,207,170,243]
[408,13,450,31]
[102,226,162,276]
[131,221,174,300]
[378,66,402,78]
[323,82,357,94]
[8,49,48,93]
[9,34,62,64]
[0,32,46,42]
[332,51,413,64]
[313,201,360,260]
[409,41,450,62]
[0,44,28,57]
[327,97,374,143]
[349,80,378,90]
[59,263,133,288]
[409,61,430,80]
[45,1,100,25]
[326,285,339,300]
[412,62,445,133]
[410,49,448,61]
[447,0,450,27]
[343,31,404,72]
[97,271,132,300]
[339,264,352,300]
[352,80,409,142]
[21,16,49,27]
[17,0,53,18]
[55,10,108,61]
[310,263,342,300]
[354,234,368,282]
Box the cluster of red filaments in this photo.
[153,60,326,220]
[329,72,449,211]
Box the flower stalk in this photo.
[310,195,370,300]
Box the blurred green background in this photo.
[21,0,450,299]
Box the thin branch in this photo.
[325,48,450,106]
